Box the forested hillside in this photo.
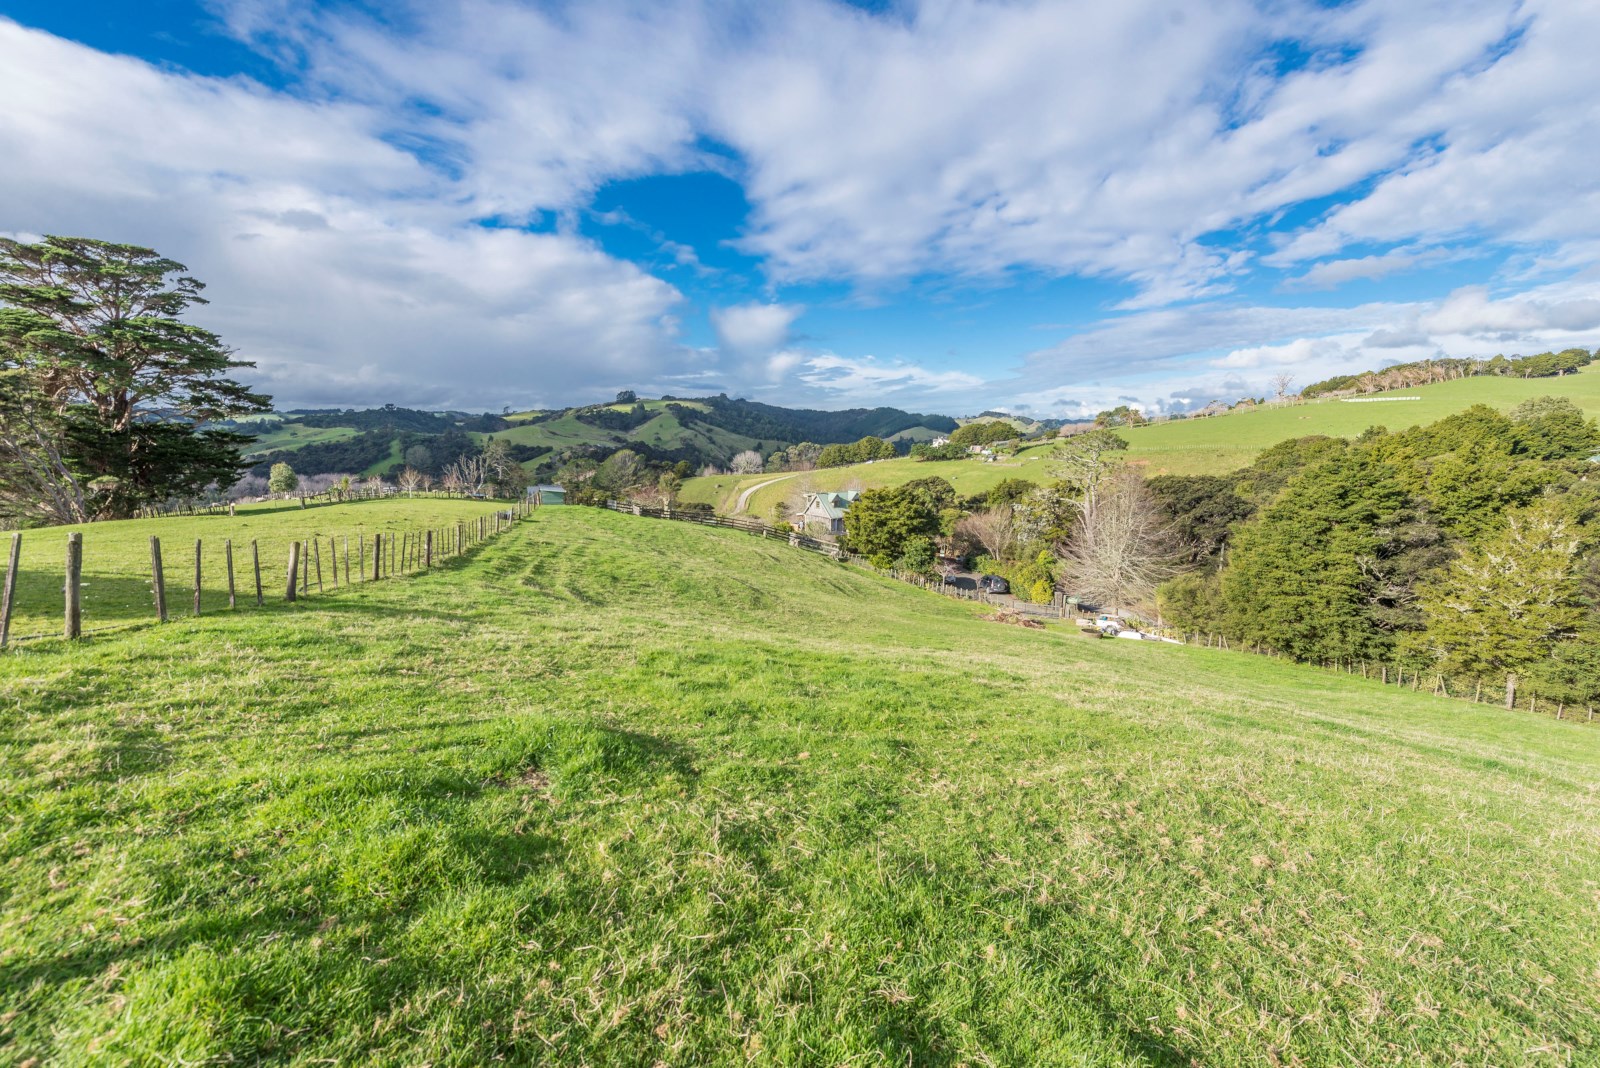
[237,395,960,486]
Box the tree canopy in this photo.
[0,236,270,520]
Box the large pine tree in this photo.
[0,236,270,521]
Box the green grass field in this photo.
[2,504,1596,1065]
[680,446,1059,517]
[1120,364,1600,476]
[485,400,766,462]
[686,366,1600,511]
[242,422,361,459]
[0,497,511,642]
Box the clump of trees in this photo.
[730,450,765,474]
[0,236,271,523]
[817,436,898,468]
[949,420,1017,447]
[1302,349,1594,398]
[767,442,823,472]
[268,462,299,495]
[1155,399,1600,712]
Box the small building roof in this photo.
[800,489,859,520]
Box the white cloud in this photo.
[1210,337,1349,370]
[8,0,1600,415]
[0,17,692,409]
[797,353,984,399]
[710,302,803,359]
[1286,251,1421,290]
[1417,285,1600,338]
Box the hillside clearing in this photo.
[2,505,1596,1065]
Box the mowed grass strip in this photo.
[0,497,512,640]
[1,506,1597,1065]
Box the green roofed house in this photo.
[796,490,860,536]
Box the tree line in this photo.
[1156,397,1600,711]
[1302,349,1594,398]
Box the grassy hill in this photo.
[681,445,1058,518]
[489,400,768,462]
[3,504,1596,1064]
[1121,363,1600,476]
[689,365,1600,513]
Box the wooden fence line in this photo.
[0,498,534,649]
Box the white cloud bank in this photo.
[6,0,1600,413]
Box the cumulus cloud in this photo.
[8,0,1600,413]
[1417,285,1600,338]
[1210,337,1349,370]
[797,353,984,399]
[710,302,803,359]
[0,17,691,409]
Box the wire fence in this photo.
[602,500,1594,724]
[1178,634,1594,723]
[0,497,535,649]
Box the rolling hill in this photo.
[1120,363,1600,476]
[2,503,1595,1064]
[237,396,959,483]
[689,364,1600,514]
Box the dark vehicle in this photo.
[977,574,1010,594]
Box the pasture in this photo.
[2,504,1595,1065]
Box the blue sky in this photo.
[5,0,1600,415]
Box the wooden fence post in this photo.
[252,540,263,606]
[425,529,433,568]
[372,533,382,581]
[358,534,365,581]
[1505,674,1517,711]
[1,532,20,648]
[65,533,83,639]
[225,540,236,609]
[328,537,337,588]
[314,538,324,591]
[193,539,203,616]
[150,537,168,624]
[285,542,300,602]
[343,536,350,586]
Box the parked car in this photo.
[977,574,1010,594]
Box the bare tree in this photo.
[446,454,489,495]
[1057,469,1185,616]
[439,467,464,495]
[1270,372,1295,402]
[398,466,425,497]
[956,507,1019,562]
[730,449,765,474]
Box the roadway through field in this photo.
[734,474,795,514]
